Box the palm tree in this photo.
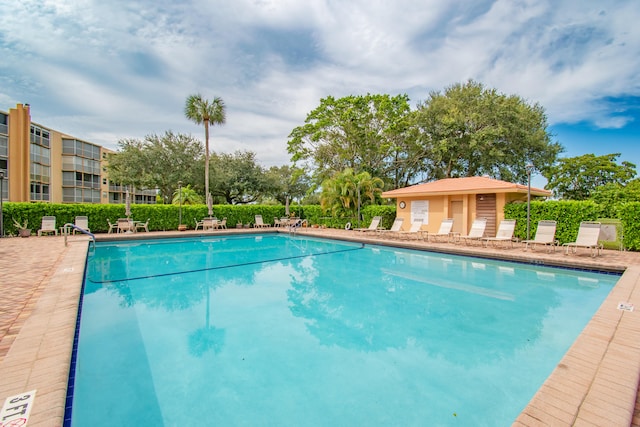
[184,94,226,196]
[320,168,384,217]
[172,184,204,205]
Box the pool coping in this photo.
[0,229,639,426]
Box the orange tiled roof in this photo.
[381,176,551,198]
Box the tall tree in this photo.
[185,94,226,196]
[543,153,637,200]
[412,80,563,183]
[107,131,203,202]
[209,150,267,204]
[287,94,414,188]
[263,165,311,205]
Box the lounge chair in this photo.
[379,218,404,237]
[73,216,91,235]
[353,216,382,232]
[482,219,516,248]
[522,220,557,252]
[459,218,487,245]
[38,216,58,236]
[397,219,424,240]
[255,215,270,228]
[425,218,454,242]
[563,221,603,257]
[135,218,150,232]
[117,218,134,233]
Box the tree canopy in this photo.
[208,150,269,204]
[412,80,563,183]
[287,93,415,189]
[106,131,203,203]
[263,165,311,205]
[287,82,563,192]
[543,153,637,200]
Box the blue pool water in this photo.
[68,234,619,426]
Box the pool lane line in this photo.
[87,244,365,284]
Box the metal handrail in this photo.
[63,223,96,247]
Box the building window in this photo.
[0,113,7,135]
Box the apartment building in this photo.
[0,103,155,204]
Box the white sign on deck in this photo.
[0,390,36,427]
[617,302,635,312]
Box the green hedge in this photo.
[0,202,398,236]
[503,200,638,249]
[4,200,636,251]
[0,202,292,236]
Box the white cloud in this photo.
[1,0,639,168]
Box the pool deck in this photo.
[1,228,640,426]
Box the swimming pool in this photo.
[66,234,619,426]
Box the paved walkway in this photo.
[1,229,640,426]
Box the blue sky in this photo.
[1,0,639,189]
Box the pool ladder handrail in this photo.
[63,223,96,248]
[288,219,308,234]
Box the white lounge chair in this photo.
[482,219,516,248]
[379,217,404,237]
[425,218,454,242]
[459,218,487,245]
[563,221,603,257]
[522,220,557,252]
[73,216,91,235]
[254,215,270,228]
[397,219,424,240]
[353,216,382,232]
[38,216,58,236]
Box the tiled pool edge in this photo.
[514,266,640,426]
[0,241,86,426]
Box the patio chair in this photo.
[38,216,58,236]
[135,218,150,232]
[425,218,454,242]
[397,219,424,240]
[522,220,558,252]
[379,218,404,237]
[107,219,118,234]
[195,218,204,230]
[563,221,603,257]
[217,217,227,229]
[254,215,270,228]
[117,218,134,233]
[353,216,382,232]
[482,219,516,248]
[73,216,91,235]
[459,218,487,245]
[274,217,282,227]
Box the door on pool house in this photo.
[450,201,463,234]
[476,193,497,238]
